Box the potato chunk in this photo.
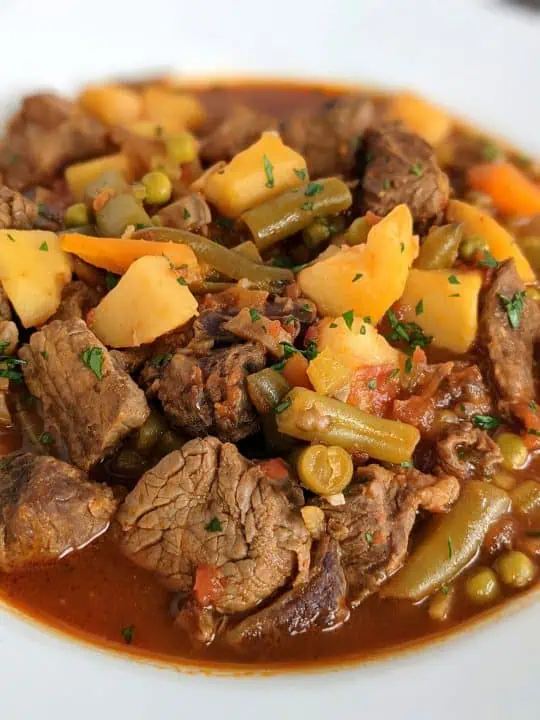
[298,204,418,322]
[79,85,142,126]
[65,153,130,200]
[399,268,482,354]
[0,231,72,328]
[90,256,198,347]
[204,132,308,218]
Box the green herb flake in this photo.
[409,162,423,177]
[473,414,501,431]
[365,531,373,546]
[249,308,261,323]
[360,325,367,335]
[7,233,15,242]
[449,293,461,298]
[441,584,450,595]
[342,309,355,331]
[215,216,234,230]
[363,316,372,324]
[481,143,501,162]
[274,397,292,415]
[479,249,499,268]
[183,207,191,220]
[404,357,413,374]
[304,340,318,361]
[40,432,54,446]
[293,168,307,181]
[447,536,453,559]
[388,368,400,380]
[205,516,222,532]
[134,223,148,231]
[291,261,310,273]
[121,625,135,645]
[40,351,48,360]
[271,360,286,372]
[367,378,377,390]
[400,460,413,469]
[352,273,363,282]
[151,352,172,368]
[177,276,187,286]
[382,178,391,191]
[499,290,526,329]
[105,272,119,290]
[329,322,338,328]
[400,242,405,254]
[415,299,424,316]
[81,347,104,381]
[263,154,274,189]
[527,429,540,437]
[39,241,48,252]
[529,400,537,411]
[300,201,314,211]
[448,274,460,285]
[304,182,324,197]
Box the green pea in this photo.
[465,567,500,605]
[496,433,528,470]
[141,171,172,205]
[494,550,537,588]
[459,234,488,261]
[64,202,90,228]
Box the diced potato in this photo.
[318,316,400,370]
[298,204,419,322]
[307,349,352,397]
[79,85,143,126]
[141,87,206,131]
[447,199,534,282]
[90,256,198,347]
[399,268,482,354]
[204,133,308,218]
[386,92,452,146]
[0,231,72,328]
[65,153,130,200]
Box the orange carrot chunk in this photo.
[468,163,540,217]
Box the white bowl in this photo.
[0,1,539,718]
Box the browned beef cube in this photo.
[19,319,149,470]
[0,452,116,571]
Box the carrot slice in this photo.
[61,233,200,280]
[468,162,540,217]
[282,353,311,389]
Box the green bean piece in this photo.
[303,218,331,249]
[190,280,236,294]
[342,216,371,246]
[83,170,130,206]
[465,567,500,606]
[64,202,90,228]
[96,194,151,237]
[133,227,294,286]
[247,368,290,415]
[511,480,540,516]
[380,481,511,601]
[494,550,537,588]
[233,240,263,263]
[496,432,528,470]
[241,177,353,250]
[415,223,464,270]
[519,236,540,275]
[132,408,168,454]
[274,387,420,465]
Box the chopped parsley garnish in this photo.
[386,309,432,351]
[154,125,163,137]
[304,182,324,197]
[0,341,8,352]
[529,400,537,411]
[448,274,460,285]
[300,201,314,211]
[479,249,498,268]
[382,178,391,191]
[342,309,354,331]
[280,340,318,361]
[404,357,413,374]
[527,429,540,437]
[409,162,423,176]
[205,517,222,532]
[388,368,400,380]
[352,273,363,282]
[449,293,461,298]
[121,625,135,644]
[304,340,318,360]
[40,351,48,359]
[151,352,172,368]
[134,223,148,231]
[271,359,286,371]
[329,322,338,328]
[365,531,373,546]
[7,233,15,242]
[473,414,501,431]
[291,261,310,273]
[415,299,424,316]
[183,207,191,220]
[249,308,261,323]
[215,216,234,230]
[363,316,372,324]
[39,432,54,446]
[293,168,307,181]
[481,143,501,162]
[367,378,377,390]
[263,154,274,188]
[81,347,104,380]
[105,272,119,290]
[499,290,526,329]
[360,325,367,335]
[400,461,413,469]
[39,241,48,252]
[176,276,187,286]
[0,355,27,383]
[447,536,453,559]
[274,397,292,414]
[441,585,450,595]
[400,242,405,253]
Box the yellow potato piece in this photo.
[90,256,198,348]
[387,92,452,147]
[318,316,400,370]
[79,85,142,126]
[447,199,534,282]
[298,204,419,322]
[65,153,130,200]
[307,349,352,397]
[399,268,483,354]
[141,87,206,131]
[0,231,72,328]
[204,133,308,218]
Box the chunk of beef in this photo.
[435,423,502,480]
[480,259,540,416]
[116,437,311,614]
[50,280,102,323]
[225,535,348,648]
[281,96,374,178]
[223,307,294,357]
[109,346,153,375]
[0,452,116,571]
[0,185,37,229]
[320,465,459,606]
[0,320,18,355]
[360,122,450,223]
[200,105,278,165]
[157,193,212,233]
[0,93,108,190]
[19,319,149,470]
[157,344,265,442]
[0,286,11,321]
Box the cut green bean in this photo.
[380,481,511,601]
[241,177,352,250]
[274,387,419,465]
[247,368,290,415]
[415,223,463,270]
[133,227,293,286]
[342,216,371,246]
[83,170,130,206]
[233,240,263,263]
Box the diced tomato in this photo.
[282,353,311,389]
[258,457,290,481]
[412,347,427,365]
[347,364,400,416]
[267,319,282,338]
[86,308,96,327]
[513,402,540,451]
[193,564,225,607]
[304,323,320,346]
